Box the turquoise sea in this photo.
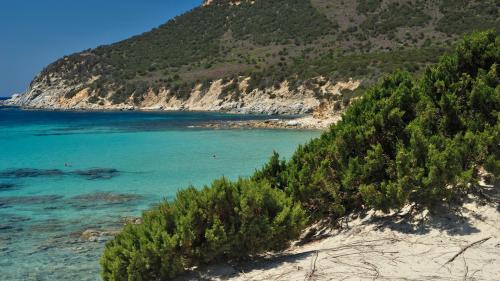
[0,104,320,280]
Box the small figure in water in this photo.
[213,154,216,159]
[64,163,72,167]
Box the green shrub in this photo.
[283,30,499,217]
[357,0,382,14]
[101,178,306,281]
[361,2,431,36]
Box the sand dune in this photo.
[177,193,500,281]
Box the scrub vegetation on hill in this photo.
[38,0,499,105]
[100,31,499,281]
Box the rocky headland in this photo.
[3,76,361,129]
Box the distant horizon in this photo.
[0,0,202,97]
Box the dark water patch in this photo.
[43,205,65,211]
[0,214,31,224]
[0,224,15,231]
[0,167,120,181]
[53,126,88,132]
[0,183,18,191]
[0,168,64,178]
[33,132,76,136]
[0,224,23,233]
[30,219,67,233]
[35,244,58,253]
[68,192,143,209]
[0,105,18,111]
[33,131,109,137]
[71,168,119,180]
[0,195,63,207]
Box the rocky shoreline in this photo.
[2,76,360,127]
[1,74,362,132]
[197,114,343,130]
[1,101,344,130]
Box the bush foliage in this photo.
[279,31,499,217]
[101,31,499,280]
[100,178,306,281]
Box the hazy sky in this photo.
[0,0,202,97]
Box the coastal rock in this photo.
[123,217,143,225]
[80,229,120,242]
[5,73,360,119]
[80,229,101,242]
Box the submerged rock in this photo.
[80,229,120,243]
[71,192,141,203]
[0,225,15,231]
[0,195,63,207]
[0,183,17,191]
[80,229,101,242]
[0,168,64,178]
[123,217,143,225]
[3,215,31,223]
[30,219,66,233]
[71,168,119,180]
[68,192,142,209]
[0,167,120,181]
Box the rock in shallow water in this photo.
[123,217,143,225]
[80,229,120,242]
[0,183,18,191]
[0,167,120,180]
[0,168,64,178]
[70,192,141,203]
[68,192,143,209]
[0,195,63,207]
[0,225,15,231]
[71,168,119,180]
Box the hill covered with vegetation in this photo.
[100,31,499,280]
[22,0,499,107]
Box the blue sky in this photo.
[0,0,202,97]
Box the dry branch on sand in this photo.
[444,237,492,266]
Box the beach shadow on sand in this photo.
[356,180,500,236]
[363,206,481,236]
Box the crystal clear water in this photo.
[0,107,320,280]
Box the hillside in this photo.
[6,0,499,114]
